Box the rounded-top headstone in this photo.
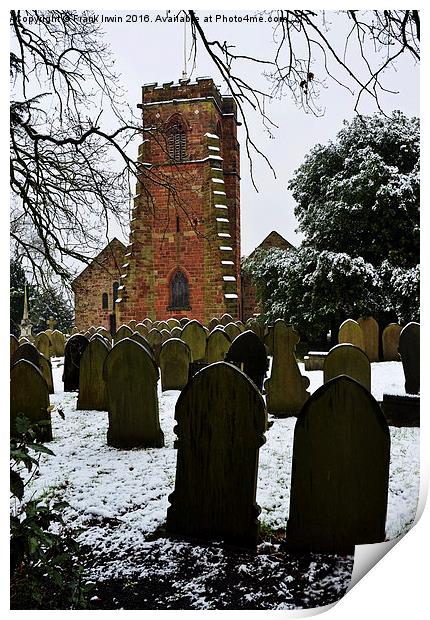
[358,316,379,362]
[160,338,192,391]
[382,323,402,361]
[220,313,234,326]
[63,334,89,391]
[11,342,41,369]
[225,330,269,390]
[10,359,52,442]
[181,320,207,362]
[338,319,364,351]
[50,329,66,356]
[399,322,420,395]
[205,328,231,364]
[113,324,133,344]
[323,343,371,391]
[78,337,110,411]
[34,332,51,358]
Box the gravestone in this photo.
[382,323,402,361]
[10,360,52,441]
[19,336,33,345]
[11,342,41,369]
[265,320,310,416]
[146,328,163,364]
[10,334,19,358]
[160,338,192,391]
[113,324,133,344]
[205,329,231,364]
[135,323,149,338]
[96,326,111,342]
[63,334,89,391]
[167,318,181,330]
[90,333,112,349]
[50,330,66,357]
[34,332,51,358]
[87,326,97,336]
[248,320,265,341]
[160,329,171,343]
[166,362,267,546]
[399,322,420,394]
[143,318,153,329]
[77,337,110,410]
[338,319,365,351]
[181,320,207,362]
[39,354,54,394]
[358,316,379,362]
[103,339,164,448]
[286,375,390,553]
[235,321,246,332]
[224,322,241,342]
[264,326,274,356]
[128,319,137,331]
[225,330,269,390]
[170,326,182,339]
[220,313,234,326]
[179,317,190,327]
[158,321,169,331]
[208,317,220,332]
[323,343,371,391]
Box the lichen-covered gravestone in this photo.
[113,324,133,344]
[265,320,310,416]
[34,332,52,359]
[224,322,241,342]
[358,316,379,362]
[219,313,234,326]
[77,337,110,411]
[10,360,52,441]
[129,331,153,356]
[166,362,267,546]
[208,317,220,332]
[50,329,66,357]
[323,343,371,391]
[382,323,402,361]
[225,330,269,391]
[181,320,207,362]
[128,319,137,331]
[338,319,365,351]
[160,338,192,391]
[286,375,390,553]
[167,318,181,330]
[399,322,420,395]
[135,323,149,338]
[205,329,231,364]
[103,339,164,448]
[170,326,183,339]
[63,334,89,392]
[96,326,111,342]
[146,328,163,365]
[160,329,171,343]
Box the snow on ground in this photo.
[21,357,419,609]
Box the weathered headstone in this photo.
[167,318,181,330]
[264,325,274,356]
[181,320,207,362]
[158,321,169,331]
[179,317,190,327]
[128,319,137,331]
[135,323,149,338]
[166,362,267,546]
[358,316,379,362]
[90,333,112,349]
[77,337,110,410]
[34,332,51,358]
[224,322,241,342]
[10,360,52,441]
[87,326,97,336]
[160,339,192,391]
[39,354,54,394]
[50,330,66,357]
[286,375,390,553]
[225,330,269,391]
[170,326,183,339]
[382,323,402,361]
[399,322,420,394]
[338,319,365,351]
[103,339,164,448]
[205,329,231,364]
[96,326,111,342]
[160,328,171,343]
[10,334,19,358]
[208,317,220,332]
[113,324,133,344]
[265,320,310,416]
[11,342,41,369]
[146,328,163,364]
[235,321,246,332]
[143,318,153,329]
[247,320,265,341]
[220,313,234,326]
[323,343,371,391]
[63,334,89,391]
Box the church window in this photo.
[102,292,109,309]
[167,119,186,162]
[170,270,190,310]
[112,281,119,309]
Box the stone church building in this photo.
[72,77,294,331]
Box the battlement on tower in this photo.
[139,77,237,120]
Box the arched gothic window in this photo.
[112,281,119,310]
[167,119,186,162]
[102,292,109,309]
[170,271,190,310]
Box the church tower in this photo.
[116,77,241,324]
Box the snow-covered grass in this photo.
[21,357,420,609]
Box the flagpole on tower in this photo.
[182,17,187,79]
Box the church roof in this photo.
[247,231,296,260]
[71,238,126,288]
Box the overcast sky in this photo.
[96,9,419,256]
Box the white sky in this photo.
[97,8,419,255]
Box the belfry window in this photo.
[170,270,190,310]
[167,120,186,162]
[102,292,109,309]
